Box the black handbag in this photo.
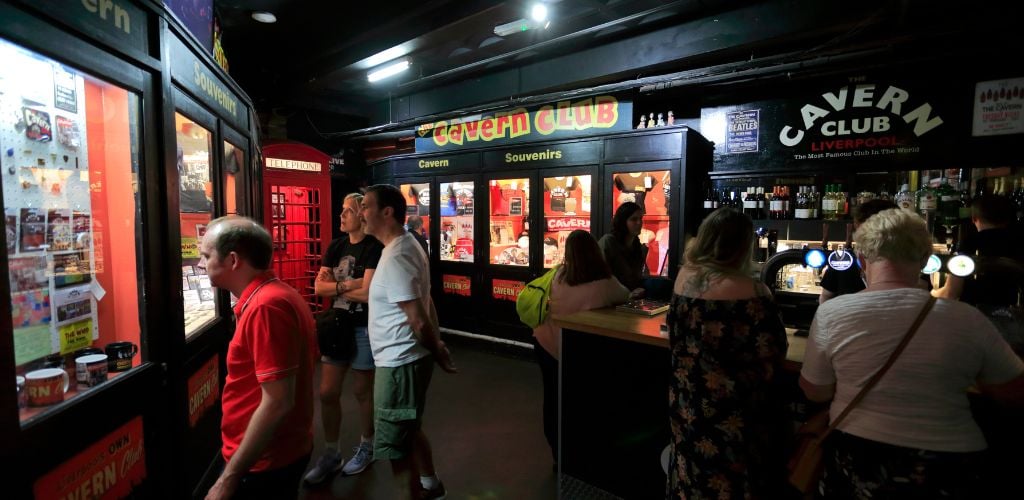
[315,306,356,360]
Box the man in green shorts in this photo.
[361,184,457,500]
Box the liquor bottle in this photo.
[782,186,792,219]
[916,179,938,222]
[822,184,839,220]
[936,178,959,226]
[770,186,783,220]
[809,185,820,218]
[756,186,768,220]
[743,187,757,218]
[895,183,915,211]
[836,184,849,219]
[703,187,717,215]
[795,186,812,220]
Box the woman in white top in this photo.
[800,208,1024,498]
[533,229,630,464]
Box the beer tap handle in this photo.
[845,223,854,249]
[821,223,830,251]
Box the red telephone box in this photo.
[262,142,332,311]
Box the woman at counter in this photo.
[800,208,1024,498]
[599,202,647,296]
[666,208,790,499]
[533,229,630,464]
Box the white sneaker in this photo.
[341,441,374,475]
[303,451,344,484]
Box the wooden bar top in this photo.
[553,307,806,368]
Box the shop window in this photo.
[489,178,529,266]
[1,38,144,424]
[438,181,474,262]
[611,170,671,277]
[542,175,592,268]
[176,113,216,338]
[401,182,432,257]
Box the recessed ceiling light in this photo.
[367,59,410,83]
[531,4,548,22]
[251,11,277,23]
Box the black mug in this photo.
[105,342,138,372]
[40,353,65,370]
[74,347,104,360]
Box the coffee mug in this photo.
[105,342,138,372]
[75,354,108,388]
[16,376,27,409]
[26,368,69,406]
[41,353,65,370]
[74,347,104,360]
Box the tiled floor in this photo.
[300,338,557,500]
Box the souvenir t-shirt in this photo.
[408,185,430,216]
[440,185,458,216]
[322,235,383,326]
[615,174,657,209]
[544,177,579,213]
[491,183,510,215]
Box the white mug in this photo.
[26,368,70,406]
[75,354,108,388]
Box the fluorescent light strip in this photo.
[367,59,410,82]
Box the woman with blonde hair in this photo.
[801,208,1024,498]
[304,192,385,484]
[666,207,789,499]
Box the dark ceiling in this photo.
[214,0,1019,147]
[216,0,733,127]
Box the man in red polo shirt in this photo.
[200,216,317,500]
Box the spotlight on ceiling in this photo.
[531,3,548,22]
[251,11,277,23]
[367,59,411,83]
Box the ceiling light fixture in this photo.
[365,46,407,68]
[494,18,550,37]
[531,3,548,22]
[367,59,410,82]
[251,11,277,23]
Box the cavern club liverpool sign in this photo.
[415,96,633,152]
[701,76,956,172]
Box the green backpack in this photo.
[516,265,560,328]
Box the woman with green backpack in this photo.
[530,229,630,465]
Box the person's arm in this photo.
[932,275,964,299]
[397,297,456,373]
[338,269,373,303]
[799,376,836,402]
[206,376,296,500]
[314,266,338,297]
[819,288,836,304]
[978,372,1024,409]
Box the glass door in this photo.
[609,163,674,277]
[488,176,531,267]
[399,180,433,259]
[542,168,596,268]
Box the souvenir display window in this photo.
[1,38,145,423]
[401,182,432,256]
[611,170,671,277]
[438,181,473,262]
[542,174,592,268]
[489,178,529,266]
[223,141,241,216]
[176,113,216,338]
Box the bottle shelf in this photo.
[750,219,854,243]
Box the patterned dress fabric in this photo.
[666,293,789,500]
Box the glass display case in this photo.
[439,181,474,262]
[489,178,529,266]
[1,37,145,424]
[543,174,592,268]
[611,170,671,276]
[176,112,216,338]
[401,182,432,256]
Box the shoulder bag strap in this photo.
[823,296,937,435]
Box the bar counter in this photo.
[553,308,806,499]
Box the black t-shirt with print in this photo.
[321,234,384,325]
[544,177,580,213]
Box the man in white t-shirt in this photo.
[361,184,457,500]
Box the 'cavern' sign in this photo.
[415,96,632,152]
[701,76,956,173]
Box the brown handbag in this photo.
[787,296,936,495]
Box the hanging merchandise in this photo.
[55,115,81,148]
[22,107,53,142]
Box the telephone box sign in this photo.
[266,157,322,172]
[34,416,147,499]
[416,96,632,152]
[702,76,953,172]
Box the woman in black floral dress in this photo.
[666,208,790,499]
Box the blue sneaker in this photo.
[303,451,343,484]
[341,441,374,475]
